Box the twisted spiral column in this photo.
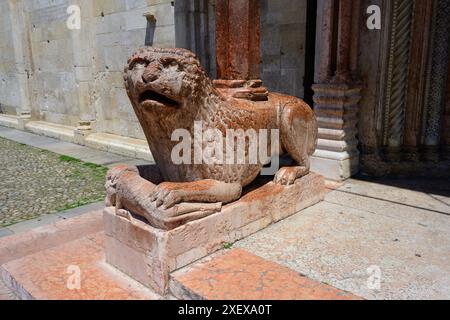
[423,0,450,160]
[384,0,415,154]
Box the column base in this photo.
[311,151,359,181]
[17,112,31,131]
[401,146,421,162]
[73,121,94,145]
[312,82,362,182]
[422,146,441,162]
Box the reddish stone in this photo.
[325,180,344,192]
[1,232,160,300]
[0,210,103,265]
[104,173,325,295]
[171,248,361,300]
[215,0,261,80]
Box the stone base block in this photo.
[104,173,325,295]
[24,121,76,143]
[0,114,19,129]
[0,119,154,162]
[85,132,153,161]
[311,154,359,181]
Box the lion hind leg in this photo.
[276,100,317,185]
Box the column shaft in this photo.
[335,0,352,81]
[215,0,260,80]
[8,0,33,129]
[423,0,450,161]
[403,0,434,160]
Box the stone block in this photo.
[0,114,19,129]
[170,248,360,300]
[0,210,103,265]
[152,25,176,47]
[93,0,127,17]
[149,3,175,27]
[24,121,76,143]
[0,232,160,300]
[94,14,126,35]
[311,152,359,181]
[104,173,325,295]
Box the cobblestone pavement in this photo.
[0,137,108,227]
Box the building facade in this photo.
[1,0,449,180]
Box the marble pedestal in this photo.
[104,173,325,295]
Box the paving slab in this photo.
[109,158,153,168]
[56,201,105,220]
[0,126,143,167]
[236,179,450,300]
[0,126,66,151]
[0,210,103,265]
[170,248,359,300]
[326,181,450,233]
[79,153,134,166]
[0,229,13,239]
[1,202,104,237]
[5,214,63,234]
[1,232,160,300]
[335,178,450,214]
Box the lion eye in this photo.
[129,58,149,70]
[160,57,180,68]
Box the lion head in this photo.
[124,47,212,114]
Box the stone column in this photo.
[310,0,362,181]
[215,0,260,80]
[423,0,450,161]
[71,0,96,144]
[315,0,334,83]
[382,0,415,160]
[402,0,434,161]
[213,0,268,100]
[8,0,32,129]
[335,0,352,82]
[174,0,216,77]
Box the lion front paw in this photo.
[274,166,308,185]
[150,182,186,209]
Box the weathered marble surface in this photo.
[106,47,318,229]
[104,172,325,295]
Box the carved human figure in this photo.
[106,47,317,229]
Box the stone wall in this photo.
[0,0,175,140]
[91,0,175,139]
[0,1,27,116]
[2,0,308,140]
[174,0,216,78]
[28,0,80,126]
[260,0,308,98]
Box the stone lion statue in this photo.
[106,47,317,230]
